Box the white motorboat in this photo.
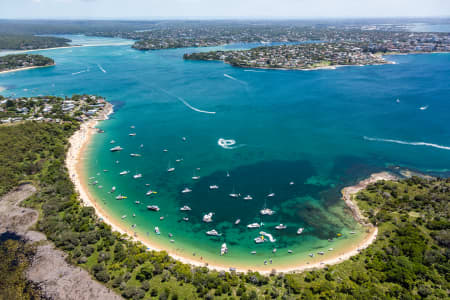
[234,219,241,225]
[247,223,261,229]
[110,146,123,152]
[133,173,142,179]
[181,187,192,193]
[203,212,214,223]
[267,192,275,197]
[119,170,130,175]
[243,195,253,200]
[297,227,304,235]
[180,205,192,211]
[206,229,221,236]
[129,133,136,136]
[209,185,219,190]
[154,227,160,235]
[220,243,228,256]
[147,205,160,212]
[260,208,275,216]
[275,224,287,230]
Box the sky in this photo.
[0,0,449,19]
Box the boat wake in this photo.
[72,68,89,76]
[97,64,107,73]
[364,136,450,151]
[218,138,246,150]
[160,88,216,114]
[224,74,247,85]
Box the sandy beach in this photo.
[66,110,392,274]
[0,64,55,75]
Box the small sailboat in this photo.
[175,158,183,163]
[181,187,192,193]
[419,105,429,110]
[192,170,200,180]
[226,171,230,177]
[229,187,239,198]
[167,162,175,172]
[267,192,275,197]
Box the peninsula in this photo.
[0,54,55,73]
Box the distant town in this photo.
[183,33,450,70]
[0,94,108,125]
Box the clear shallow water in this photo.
[1,35,450,269]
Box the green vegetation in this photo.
[0,120,448,299]
[0,238,43,299]
[0,54,54,72]
[0,34,70,50]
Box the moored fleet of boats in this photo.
[94,127,346,260]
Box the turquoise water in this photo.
[1,35,449,269]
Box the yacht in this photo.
[147,205,160,212]
[220,243,228,256]
[110,146,123,152]
[192,170,200,180]
[181,187,192,193]
[247,223,261,229]
[297,227,304,235]
[254,236,265,244]
[130,153,141,157]
[180,205,192,211]
[275,224,287,230]
[154,227,160,235]
[267,192,275,197]
[260,208,275,216]
[243,195,253,200]
[116,195,127,200]
[203,212,214,223]
[133,173,142,179]
[119,170,130,175]
[129,133,136,136]
[206,229,221,236]
[209,185,219,190]
[234,219,241,225]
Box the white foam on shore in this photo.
[244,70,266,73]
[217,138,246,150]
[224,74,247,85]
[97,64,107,73]
[160,88,216,114]
[364,136,450,151]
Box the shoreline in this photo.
[0,64,55,75]
[66,114,389,274]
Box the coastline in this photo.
[67,114,390,274]
[0,64,55,75]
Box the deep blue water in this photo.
[1,35,449,268]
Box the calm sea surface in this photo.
[1,35,449,268]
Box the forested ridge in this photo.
[0,34,70,50]
[0,121,448,299]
